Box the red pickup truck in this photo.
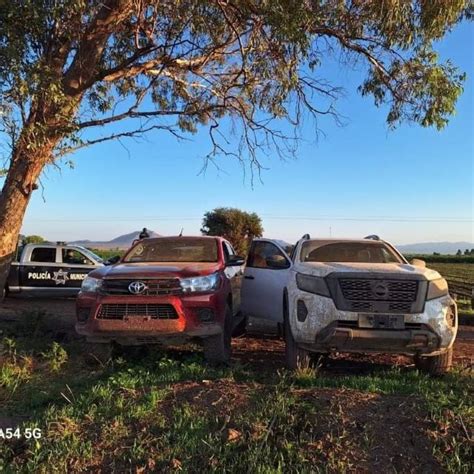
[75,236,245,363]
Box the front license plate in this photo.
[358,314,405,329]
[123,316,152,322]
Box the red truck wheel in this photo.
[203,304,232,364]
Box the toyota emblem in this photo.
[128,281,148,295]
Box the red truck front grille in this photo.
[101,278,182,296]
[96,303,178,320]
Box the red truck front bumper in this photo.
[75,292,226,345]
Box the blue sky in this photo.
[20,22,473,245]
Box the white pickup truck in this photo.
[4,243,103,298]
[241,235,457,375]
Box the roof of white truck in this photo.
[301,238,387,244]
[22,242,80,248]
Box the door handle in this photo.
[244,275,255,280]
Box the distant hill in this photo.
[71,230,161,249]
[397,241,474,255]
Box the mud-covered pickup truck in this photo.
[242,235,458,375]
[4,243,103,298]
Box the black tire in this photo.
[203,304,232,364]
[232,312,247,337]
[284,297,310,370]
[414,347,453,376]
[1,286,6,302]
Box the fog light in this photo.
[197,308,215,323]
[77,308,90,323]
[446,304,456,327]
[297,300,308,322]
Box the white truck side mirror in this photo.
[410,258,426,268]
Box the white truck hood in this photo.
[294,262,441,281]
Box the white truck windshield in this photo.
[300,241,403,264]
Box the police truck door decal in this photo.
[25,269,87,287]
[52,269,69,285]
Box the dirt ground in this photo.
[1,296,472,372]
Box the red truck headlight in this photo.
[81,276,102,293]
[180,272,220,293]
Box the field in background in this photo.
[90,248,125,260]
[406,255,474,264]
[403,255,473,291]
[428,262,474,296]
[427,263,474,317]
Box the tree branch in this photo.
[57,123,187,156]
[62,0,134,95]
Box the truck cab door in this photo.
[59,247,98,288]
[241,240,291,323]
[19,246,59,290]
[222,241,244,314]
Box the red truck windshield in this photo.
[124,238,219,263]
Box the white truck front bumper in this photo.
[288,279,457,356]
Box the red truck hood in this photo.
[96,262,222,279]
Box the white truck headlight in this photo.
[81,276,102,293]
[296,273,330,297]
[180,273,220,293]
[426,278,449,300]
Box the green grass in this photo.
[0,321,472,472]
[456,299,474,318]
[405,254,474,265]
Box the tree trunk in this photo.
[0,138,54,297]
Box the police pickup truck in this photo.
[4,243,104,298]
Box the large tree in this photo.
[0,1,471,291]
[201,207,263,255]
